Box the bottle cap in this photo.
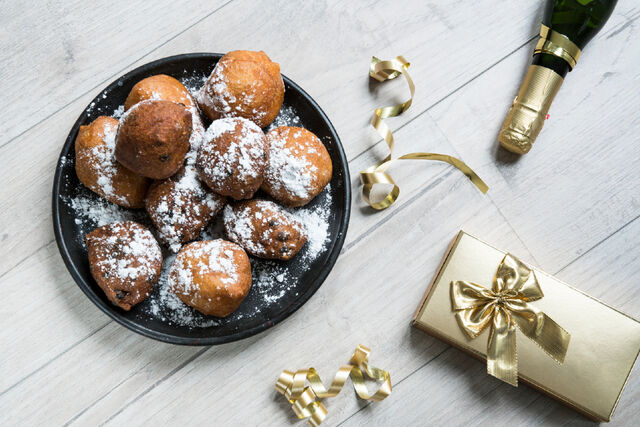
[498,65,564,154]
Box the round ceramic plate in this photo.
[52,53,350,345]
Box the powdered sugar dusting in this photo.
[186,107,205,164]
[147,165,225,253]
[198,118,266,185]
[169,240,240,295]
[289,186,332,260]
[222,200,306,258]
[252,261,295,305]
[265,128,318,200]
[76,119,129,205]
[88,221,162,282]
[223,204,260,253]
[145,254,219,327]
[197,60,235,115]
[112,105,125,119]
[66,194,143,229]
[267,105,302,131]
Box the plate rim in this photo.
[52,52,351,346]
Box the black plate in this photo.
[52,53,350,345]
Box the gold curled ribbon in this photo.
[275,344,391,426]
[450,254,571,386]
[360,56,489,210]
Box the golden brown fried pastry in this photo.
[85,221,162,311]
[145,165,225,252]
[196,50,284,127]
[75,116,150,208]
[223,199,307,260]
[115,100,192,179]
[123,74,195,111]
[261,126,332,207]
[196,117,267,200]
[169,239,252,317]
[121,74,204,164]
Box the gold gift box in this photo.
[412,231,640,422]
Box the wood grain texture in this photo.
[428,2,640,272]
[1,0,639,425]
[0,0,230,146]
[0,0,545,280]
[0,0,544,278]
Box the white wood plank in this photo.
[0,241,110,392]
[428,3,640,272]
[1,0,639,425]
[1,322,204,426]
[0,0,541,277]
[0,0,229,145]
[0,0,546,387]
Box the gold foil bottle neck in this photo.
[499,65,564,154]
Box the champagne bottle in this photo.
[499,0,618,154]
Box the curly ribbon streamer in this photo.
[275,344,391,426]
[361,56,489,210]
[450,254,571,386]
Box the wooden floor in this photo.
[1,1,639,425]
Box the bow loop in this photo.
[450,254,570,386]
[494,254,544,301]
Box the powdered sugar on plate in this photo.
[64,192,145,234]
[289,185,332,260]
[181,73,209,159]
[266,105,302,131]
[112,104,125,119]
[251,261,295,305]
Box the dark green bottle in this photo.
[499,0,618,154]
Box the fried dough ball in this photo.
[261,126,332,207]
[122,74,204,164]
[196,50,284,127]
[75,116,150,208]
[169,239,252,317]
[123,74,195,111]
[145,165,225,252]
[115,100,192,179]
[85,221,162,311]
[196,117,267,200]
[223,200,307,260]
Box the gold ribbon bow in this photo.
[450,254,570,386]
[360,56,489,210]
[275,345,391,426]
